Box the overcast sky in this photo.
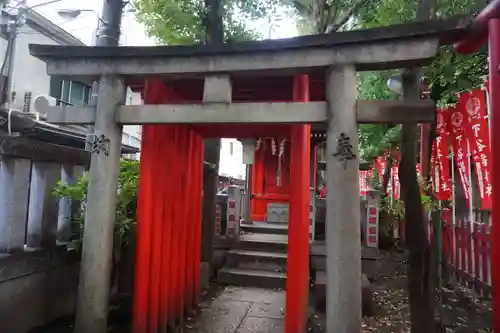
[23,0,297,46]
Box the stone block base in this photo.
[200,262,210,290]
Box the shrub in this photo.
[53,159,139,252]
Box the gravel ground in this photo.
[308,251,492,333]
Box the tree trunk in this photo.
[425,115,443,300]
[204,0,224,44]
[400,71,435,333]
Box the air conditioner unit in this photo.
[27,94,57,121]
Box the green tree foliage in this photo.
[282,0,372,33]
[133,0,488,161]
[53,159,139,251]
[357,70,402,160]
[426,46,487,104]
[133,0,287,44]
[355,0,488,162]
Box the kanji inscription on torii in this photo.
[333,132,356,169]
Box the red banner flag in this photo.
[430,140,439,195]
[448,106,472,207]
[433,109,452,200]
[391,164,400,200]
[375,156,386,182]
[459,90,492,209]
[359,170,368,196]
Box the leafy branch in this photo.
[53,159,139,252]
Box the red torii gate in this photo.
[133,75,312,333]
[454,1,500,331]
[29,17,463,333]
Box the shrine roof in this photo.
[30,17,466,61]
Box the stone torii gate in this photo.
[30,18,465,333]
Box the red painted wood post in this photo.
[481,223,489,284]
[450,215,455,268]
[457,219,462,271]
[133,78,169,333]
[489,17,500,331]
[171,126,183,325]
[467,221,473,277]
[447,216,453,266]
[132,125,155,333]
[159,126,175,331]
[460,221,467,272]
[192,135,204,306]
[459,220,466,271]
[187,129,196,309]
[285,75,311,333]
[175,127,185,321]
[463,221,468,274]
[451,221,455,268]
[454,221,460,270]
[444,209,452,264]
[186,130,197,308]
[147,126,164,332]
[443,218,449,264]
[453,223,458,268]
[449,222,453,266]
[462,220,466,273]
[441,219,448,262]
[178,126,190,318]
[474,223,480,283]
[184,129,195,311]
[192,130,202,308]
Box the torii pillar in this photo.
[491,18,500,332]
[325,65,361,332]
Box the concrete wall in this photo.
[0,248,79,333]
[0,135,89,333]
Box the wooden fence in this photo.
[440,210,492,295]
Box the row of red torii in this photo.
[30,18,471,333]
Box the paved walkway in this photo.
[184,286,285,333]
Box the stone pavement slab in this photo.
[238,317,285,333]
[184,286,285,333]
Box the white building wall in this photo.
[123,88,143,159]
[219,139,246,180]
[0,24,61,110]
[0,19,143,158]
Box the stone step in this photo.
[226,249,287,272]
[240,222,288,235]
[217,267,287,289]
[235,233,288,252]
